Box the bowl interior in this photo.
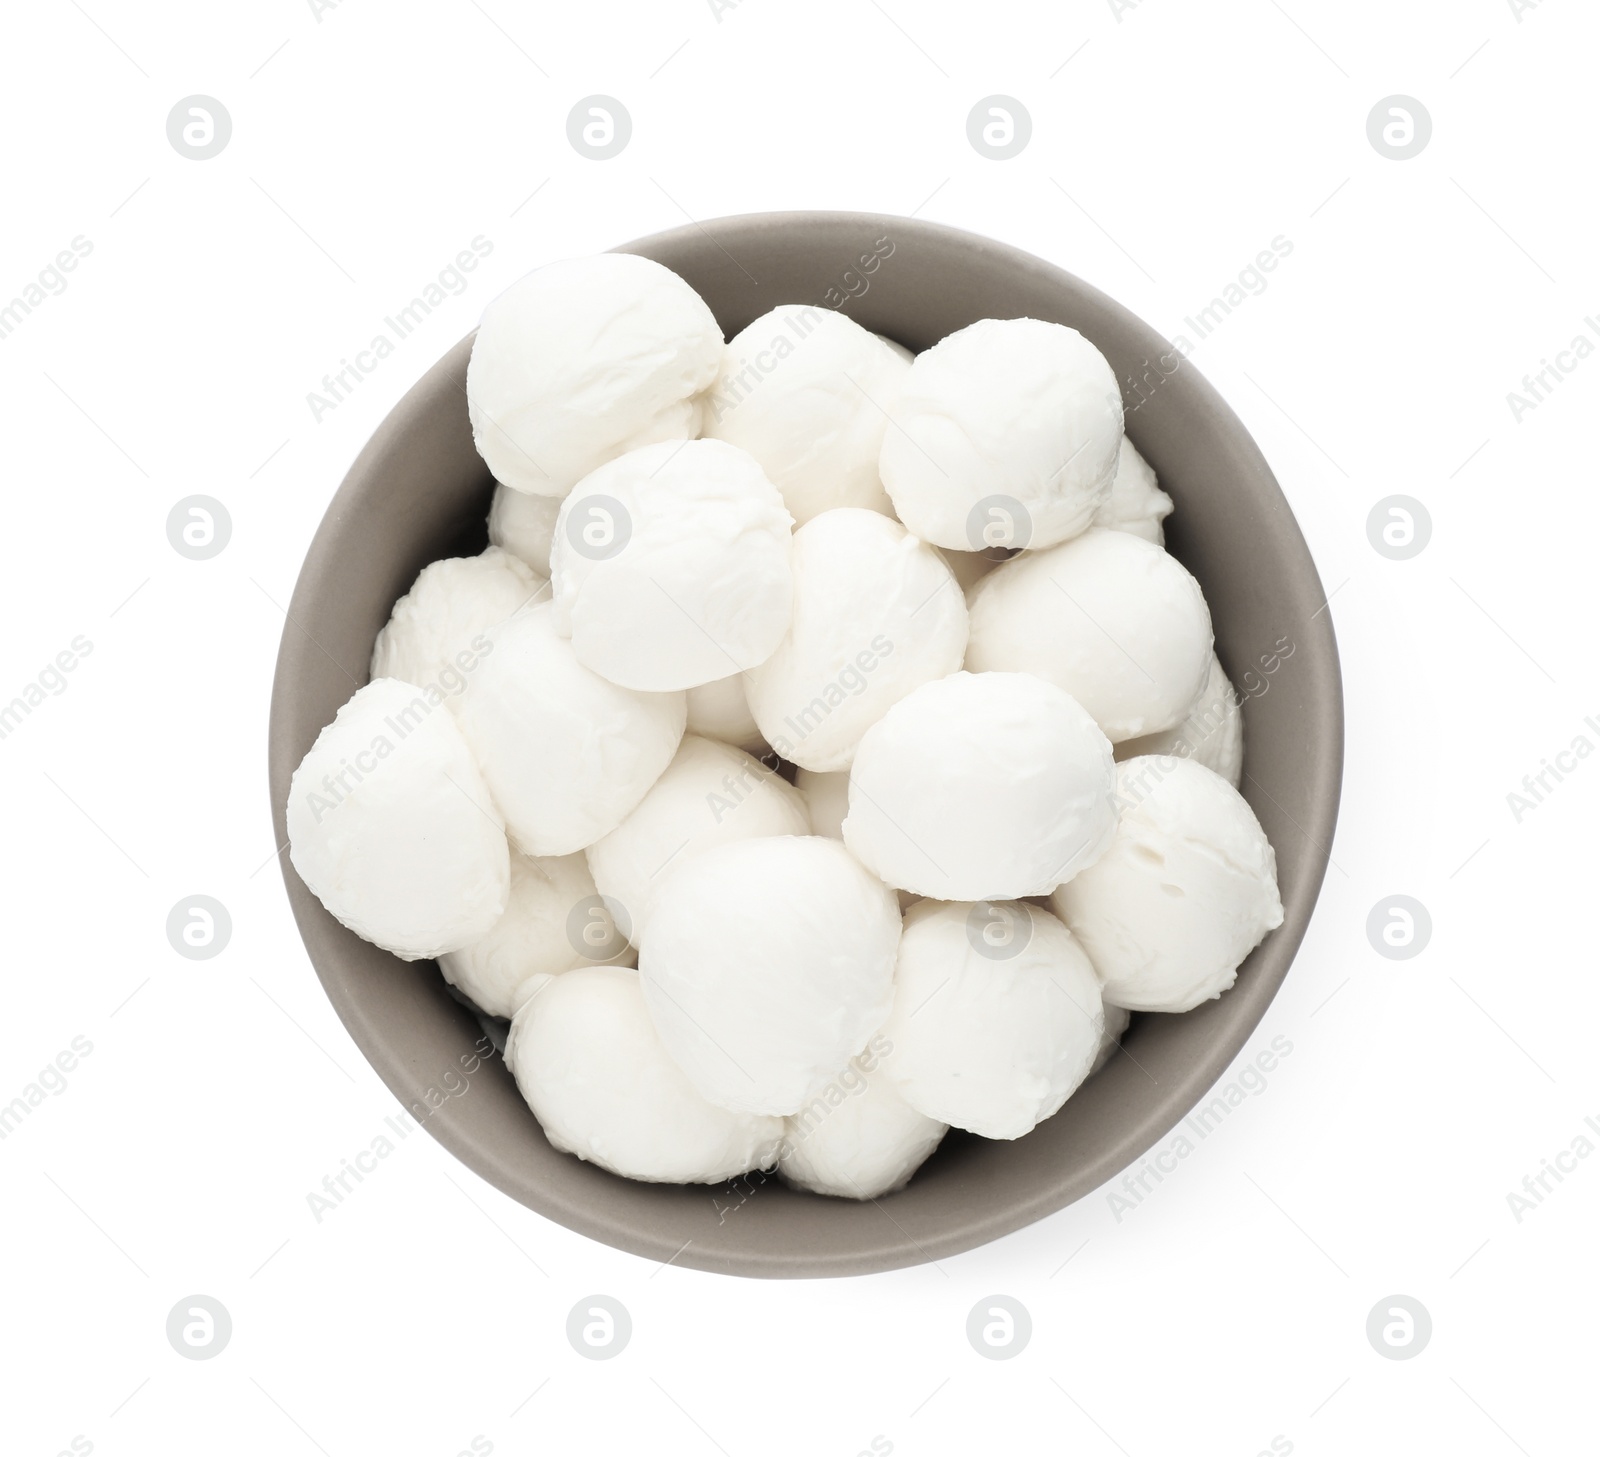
[268,211,1342,1278]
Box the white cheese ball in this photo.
[287,678,510,960]
[587,735,810,942]
[685,672,766,753]
[703,305,908,525]
[966,527,1212,742]
[1091,1002,1132,1076]
[639,836,901,1115]
[744,509,968,772]
[780,1048,947,1200]
[467,253,723,498]
[879,317,1123,551]
[506,967,783,1184]
[488,483,560,577]
[370,548,545,705]
[1116,654,1243,787]
[1051,756,1284,1013]
[843,671,1117,900]
[438,850,634,1019]
[551,439,795,692]
[794,767,848,840]
[1093,437,1173,546]
[455,603,685,856]
[879,900,1105,1140]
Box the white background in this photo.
[1,1,1594,1453]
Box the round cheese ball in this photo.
[551,439,795,692]
[638,836,901,1115]
[287,678,510,960]
[966,527,1212,742]
[879,317,1123,551]
[703,305,908,525]
[506,966,783,1184]
[879,900,1105,1140]
[843,671,1116,900]
[586,735,810,942]
[370,547,545,705]
[794,767,848,840]
[1092,437,1173,545]
[1116,653,1243,787]
[488,483,560,577]
[685,672,765,753]
[780,1047,947,1200]
[467,253,723,497]
[455,603,685,856]
[1051,756,1284,1012]
[1091,1002,1132,1076]
[438,850,634,1019]
[744,508,968,772]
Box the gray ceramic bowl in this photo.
[268,211,1342,1278]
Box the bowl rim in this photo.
[269,209,1344,1277]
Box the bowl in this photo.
[268,211,1343,1278]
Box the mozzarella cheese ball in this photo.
[794,767,848,840]
[780,1050,947,1200]
[879,317,1123,551]
[639,836,901,1115]
[455,603,685,856]
[287,678,509,960]
[467,253,723,497]
[1091,1002,1132,1076]
[744,509,968,772]
[843,671,1117,900]
[1093,437,1173,545]
[879,900,1105,1140]
[1116,654,1243,787]
[685,672,766,753]
[1051,756,1283,1013]
[587,735,810,942]
[966,527,1212,742]
[488,483,560,577]
[438,850,633,1018]
[370,547,545,704]
[703,305,908,525]
[551,439,795,692]
[506,967,783,1183]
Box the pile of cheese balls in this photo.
[287,251,1284,1201]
